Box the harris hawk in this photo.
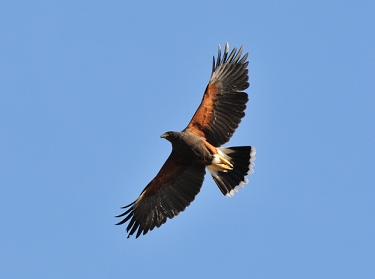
[116,42,256,238]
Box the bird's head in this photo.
[160,131,179,143]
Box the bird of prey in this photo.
[116,42,256,238]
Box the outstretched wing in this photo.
[116,151,206,238]
[185,43,249,147]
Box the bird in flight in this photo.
[116,42,256,238]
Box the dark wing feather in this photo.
[116,151,206,238]
[185,42,249,147]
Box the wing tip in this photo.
[212,42,248,73]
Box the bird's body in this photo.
[117,43,256,238]
[161,131,213,165]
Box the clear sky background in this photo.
[1,1,374,278]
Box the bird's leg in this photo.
[204,141,233,171]
[215,163,232,171]
[210,153,233,172]
[217,154,233,168]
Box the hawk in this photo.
[116,43,256,238]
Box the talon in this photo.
[210,153,234,172]
[218,154,233,168]
[217,163,232,171]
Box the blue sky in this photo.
[1,1,374,278]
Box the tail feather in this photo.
[208,146,256,197]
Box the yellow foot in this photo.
[210,153,233,172]
[216,163,232,171]
[217,154,233,168]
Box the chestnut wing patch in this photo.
[185,43,249,147]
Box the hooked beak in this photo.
[160,132,168,139]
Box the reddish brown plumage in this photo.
[140,152,185,197]
[116,43,255,238]
[186,83,218,138]
[185,45,249,147]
